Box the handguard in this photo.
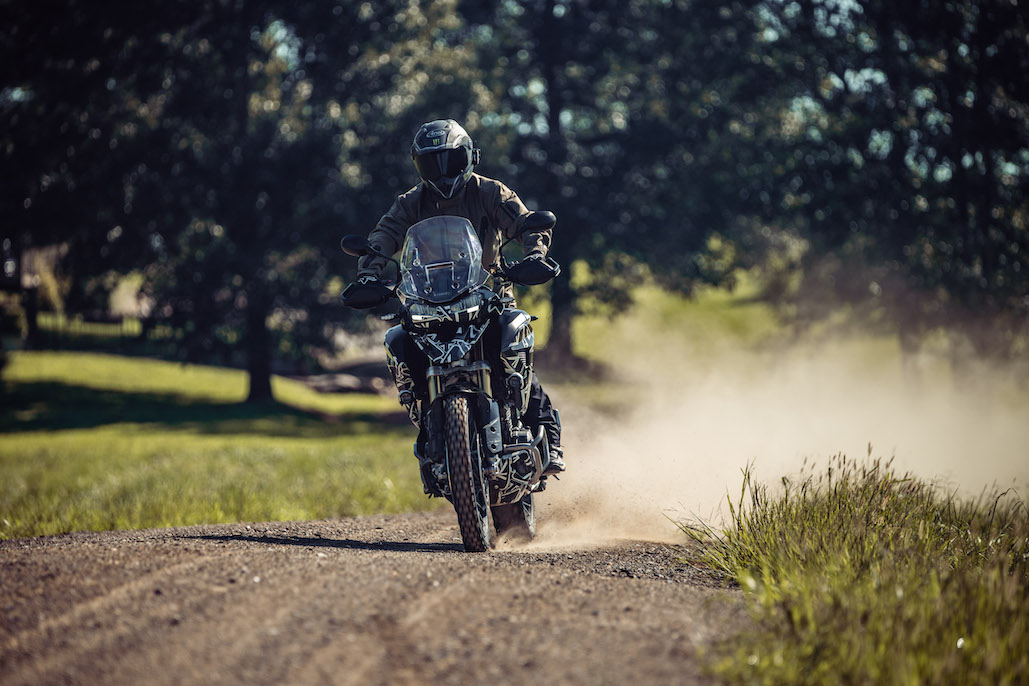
[339,280,395,309]
[505,255,562,286]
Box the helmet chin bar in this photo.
[427,175,463,199]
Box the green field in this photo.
[2,281,788,540]
[0,351,434,540]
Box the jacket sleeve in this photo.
[493,181,552,256]
[357,197,414,279]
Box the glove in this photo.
[505,251,561,285]
[340,276,394,309]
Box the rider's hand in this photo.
[506,251,560,285]
[341,275,393,309]
[521,250,545,263]
[356,273,380,285]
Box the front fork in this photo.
[383,311,537,498]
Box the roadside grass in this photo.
[1,351,434,540]
[684,457,1029,685]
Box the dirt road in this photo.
[1,510,744,686]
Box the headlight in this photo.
[407,290,487,329]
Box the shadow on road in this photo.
[189,533,463,553]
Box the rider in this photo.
[355,118,565,474]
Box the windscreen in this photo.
[399,216,488,304]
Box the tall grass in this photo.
[685,457,1029,685]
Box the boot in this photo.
[544,445,565,475]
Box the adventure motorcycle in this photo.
[339,212,561,552]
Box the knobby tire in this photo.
[444,395,491,552]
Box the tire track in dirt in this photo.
[3,558,200,661]
[1,511,744,686]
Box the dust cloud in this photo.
[533,337,1029,548]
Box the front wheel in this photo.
[444,395,491,552]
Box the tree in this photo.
[455,0,793,361]
[3,0,467,400]
[759,0,1029,363]
[6,0,1024,384]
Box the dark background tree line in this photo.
[2,0,1026,400]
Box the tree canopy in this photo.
[3,0,1027,396]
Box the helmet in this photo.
[411,119,481,199]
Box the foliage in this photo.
[452,0,796,356]
[684,457,1029,685]
[2,0,466,399]
[759,0,1029,359]
[0,351,433,540]
[3,0,1027,382]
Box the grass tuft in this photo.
[683,456,1029,685]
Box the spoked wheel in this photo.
[492,494,536,542]
[444,395,491,552]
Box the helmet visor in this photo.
[413,147,470,183]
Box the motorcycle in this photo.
[339,212,561,552]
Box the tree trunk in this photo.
[538,0,577,364]
[23,285,39,350]
[546,234,575,361]
[225,1,273,404]
[245,286,273,403]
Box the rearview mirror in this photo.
[516,210,556,236]
[340,234,373,257]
